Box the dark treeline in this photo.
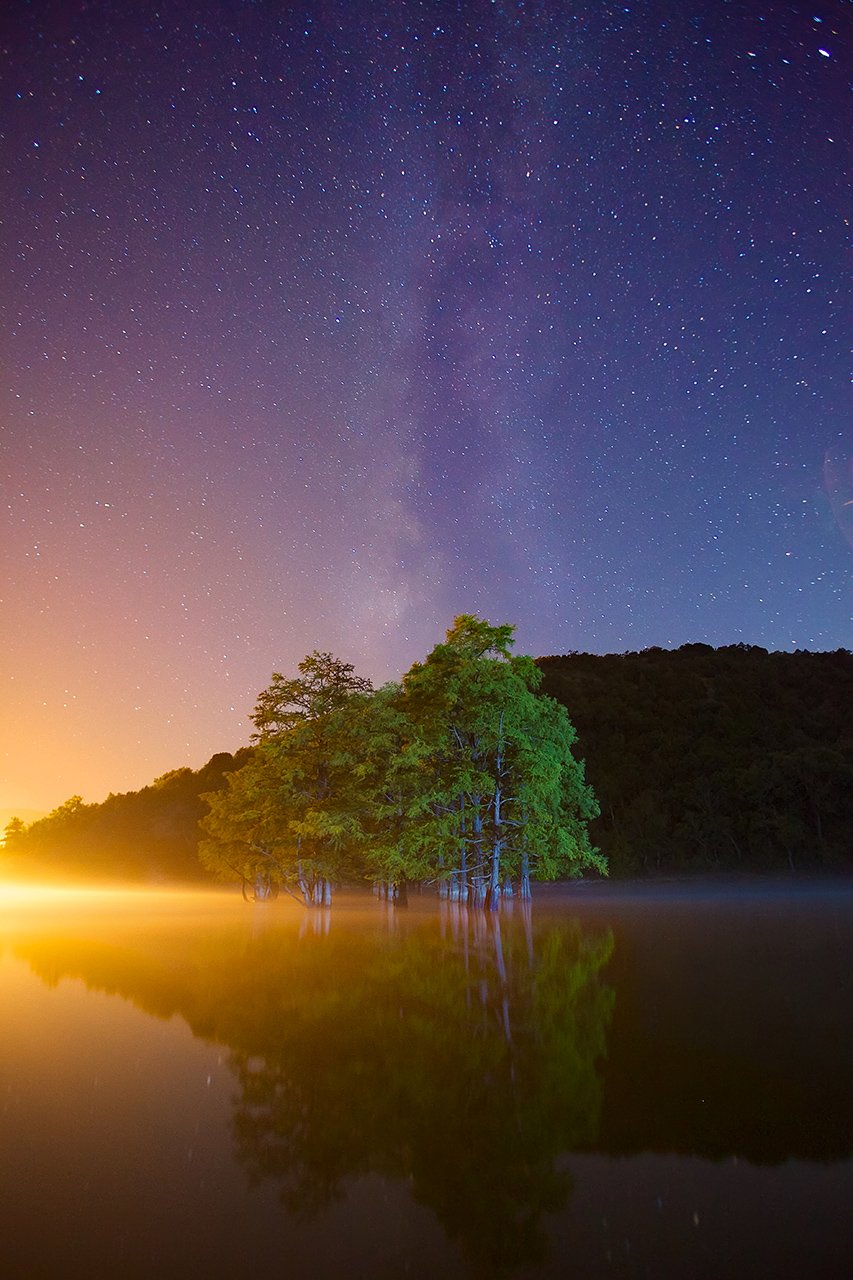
[538,643,853,875]
[4,639,851,884]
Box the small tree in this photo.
[201,652,372,904]
[2,816,27,853]
[199,749,287,901]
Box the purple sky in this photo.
[2,0,850,818]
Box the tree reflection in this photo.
[15,900,613,1275]
[225,907,613,1273]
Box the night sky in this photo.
[2,0,850,819]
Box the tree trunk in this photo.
[487,854,502,910]
[253,873,273,902]
[487,785,503,910]
[520,848,532,901]
[296,861,311,908]
[311,876,331,906]
[471,797,483,901]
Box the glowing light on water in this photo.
[0,881,124,906]
[0,880,237,915]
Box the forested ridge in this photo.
[538,642,852,874]
[5,639,851,884]
[2,750,251,882]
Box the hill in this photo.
[537,644,853,874]
[2,750,251,882]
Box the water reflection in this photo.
[11,895,614,1274]
[5,882,852,1278]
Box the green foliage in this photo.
[199,616,604,906]
[398,615,603,904]
[249,651,372,739]
[200,616,603,905]
[201,658,376,904]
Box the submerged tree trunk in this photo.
[437,850,449,898]
[250,873,274,902]
[520,848,532,901]
[306,875,331,906]
[486,783,503,911]
[470,876,487,908]
[296,857,312,908]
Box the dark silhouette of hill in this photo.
[537,643,853,874]
[2,749,252,882]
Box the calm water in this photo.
[1,878,851,1279]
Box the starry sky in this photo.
[1,0,850,819]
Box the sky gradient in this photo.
[2,0,850,819]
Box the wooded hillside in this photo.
[3,750,251,881]
[537,644,852,874]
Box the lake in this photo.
[1,878,851,1278]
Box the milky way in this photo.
[1,0,849,814]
